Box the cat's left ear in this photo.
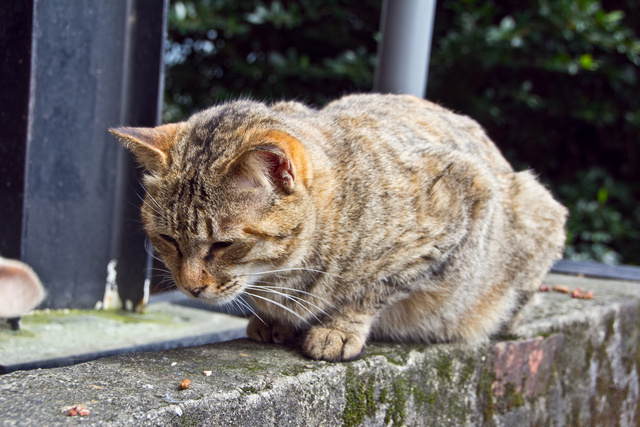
[109,123,185,172]
[233,130,310,194]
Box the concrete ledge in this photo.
[1,273,639,426]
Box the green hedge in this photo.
[165,0,640,265]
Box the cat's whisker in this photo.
[253,281,340,313]
[148,253,164,263]
[234,297,267,326]
[246,285,326,324]
[156,279,176,290]
[244,291,310,326]
[156,274,174,282]
[133,190,165,218]
[143,241,164,263]
[144,267,172,274]
[136,178,163,210]
[145,189,164,211]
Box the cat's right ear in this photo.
[109,123,185,172]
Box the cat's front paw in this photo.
[302,326,366,362]
[246,315,296,344]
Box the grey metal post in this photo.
[114,0,169,311]
[374,0,436,97]
[0,0,166,310]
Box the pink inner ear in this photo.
[262,151,295,188]
[236,147,295,192]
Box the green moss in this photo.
[365,346,406,366]
[4,328,36,338]
[279,364,306,376]
[379,387,387,404]
[25,308,178,326]
[585,339,594,370]
[412,387,425,405]
[241,362,266,375]
[595,376,609,399]
[240,386,259,394]
[603,314,615,342]
[537,330,554,339]
[412,386,437,409]
[384,355,405,366]
[459,357,476,385]
[477,361,496,424]
[570,400,581,426]
[366,376,378,416]
[384,376,407,426]
[496,333,520,341]
[500,382,524,412]
[179,413,198,427]
[446,399,469,424]
[342,367,379,427]
[436,353,452,382]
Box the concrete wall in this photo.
[1,273,639,425]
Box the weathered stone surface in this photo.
[0,273,639,426]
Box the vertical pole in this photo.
[374,0,436,97]
[0,1,33,260]
[0,1,166,310]
[114,0,168,311]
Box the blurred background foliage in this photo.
[165,0,640,265]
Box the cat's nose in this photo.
[190,286,205,297]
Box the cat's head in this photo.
[110,101,314,304]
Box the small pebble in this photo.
[179,379,191,390]
[552,285,571,294]
[203,370,212,377]
[539,285,550,292]
[170,362,178,367]
[570,287,583,298]
[67,406,90,417]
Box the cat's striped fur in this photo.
[111,94,567,362]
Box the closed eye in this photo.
[204,241,233,261]
[159,234,177,244]
[159,234,183,257]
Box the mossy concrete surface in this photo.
[1,273,639,426]
[0,302,248,372]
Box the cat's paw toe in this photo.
[246,315,273,343]
[302,327,366,362]
[271,322,296,344]
[246,316,297,344]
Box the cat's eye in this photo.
[159,234,182,257]
[204,241,233,261]
[159,234,177,244]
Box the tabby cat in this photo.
[111,94,567,362]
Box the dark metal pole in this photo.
[0,0,166,310]
[374,0,436,97]
[114,0,169,311]
[0,1,33,260]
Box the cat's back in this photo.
[317,93,512,174]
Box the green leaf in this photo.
[603,10,624,24]
[579,53,597,70]
[597,187,608,204]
